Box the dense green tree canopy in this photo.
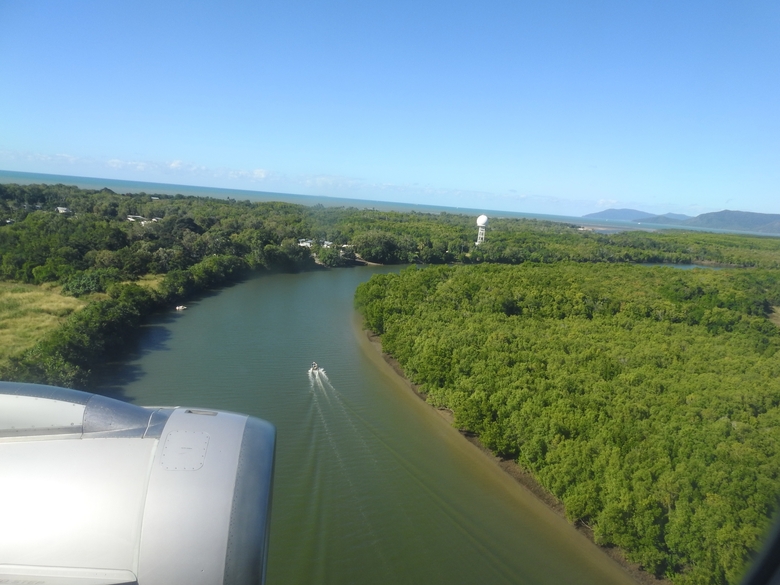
[4,183,780,292]
[356,264,780,585]
[4,183,780,583]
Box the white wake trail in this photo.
[305,367,393,576]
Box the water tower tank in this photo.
[476,215,488,245]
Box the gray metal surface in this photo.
[0,381,92,404]
[0,383,276,585]
[224,416,276,585]
[0,382,173,440]
[0,437,157,571]
[0,394,85,437]
[143,408,174,439]
[136,408,248,585]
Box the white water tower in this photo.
[476,214,488,245]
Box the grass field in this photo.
[133,274,164,290]
[0,283,86,367]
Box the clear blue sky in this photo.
[0,1,778,216]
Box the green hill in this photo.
[685,210,780,234]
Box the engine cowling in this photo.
[0,381,276,585]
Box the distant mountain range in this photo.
[582,208,780,235]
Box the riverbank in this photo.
[361,327,670,585]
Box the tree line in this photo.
[355,263,780,585]
[4,183,780,285]
[4,182,780,581]
[2,180,780,391]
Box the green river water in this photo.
[100,267,638,585]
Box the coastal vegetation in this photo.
[355,263,780,585]
[2,180,780,386]
[3,182,780,583]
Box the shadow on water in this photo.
[87,270,279,399]
[86,275,259,399]
[89,321,177,400]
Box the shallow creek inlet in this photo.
[103,267,638,585]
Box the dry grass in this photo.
[771,307,780,328]
[132,274,164,291]
[0,282,86,367]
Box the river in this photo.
[99,267,638,585]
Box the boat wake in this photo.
[305,365,393,576]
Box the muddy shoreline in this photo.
[363,329,670,585]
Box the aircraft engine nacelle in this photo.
[0,381,276,585]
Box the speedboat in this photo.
[311,362,318,372]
